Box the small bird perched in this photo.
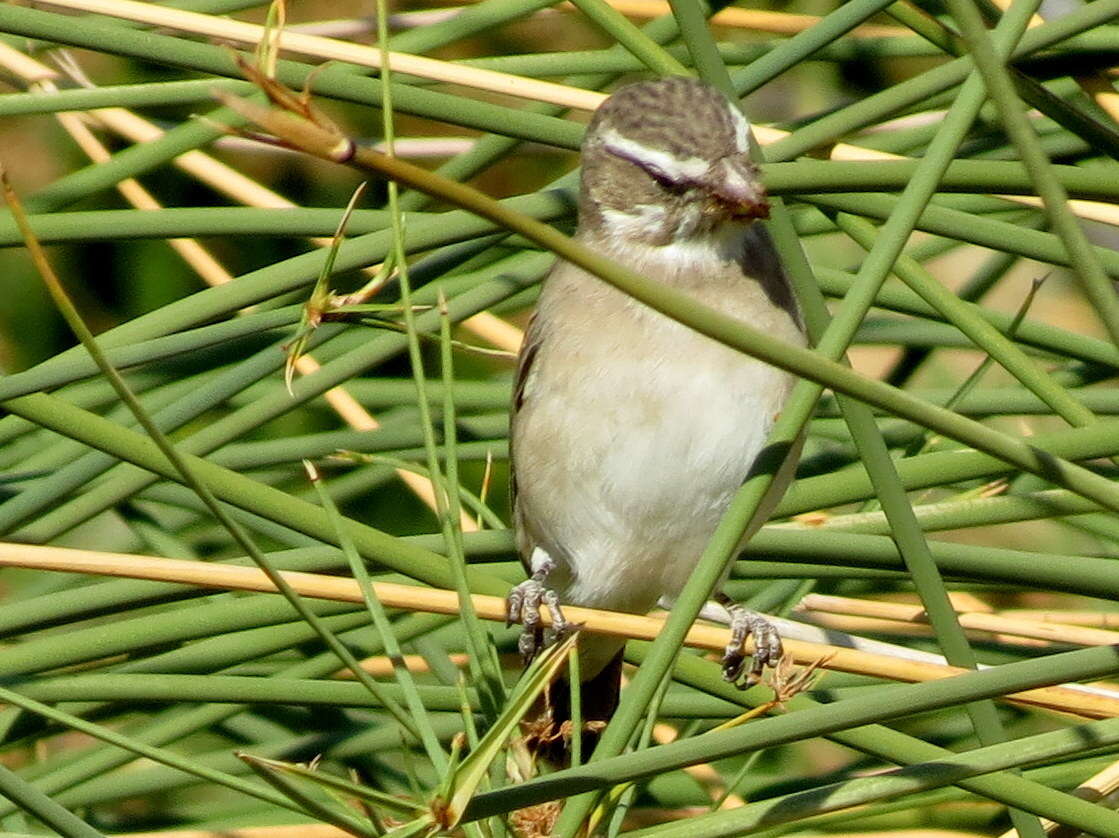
[506,77,806,751]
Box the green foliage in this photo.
[0,0,1118,836]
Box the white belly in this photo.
[513,308,794,615]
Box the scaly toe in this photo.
[721,607,784,688]
[506,578,567,665]
[722,649,746,684]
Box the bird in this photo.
[505,76,806,758]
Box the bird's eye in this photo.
[642,166,689,193]
[601,136,696,193]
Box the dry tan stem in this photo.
[945,591,995,613]
[0,43,500,529]
[1001,610,1119,629]
[988,0,1119,128]
[821,137,1119,227]
[1074,73,1119,129]
[800,594,1119,648]
[998,755,1119,837]
[800,613,1053,649]
[334,651,504,677]
[0,541,1115,719]
[574,0,909,37]
[31,0,604,111]
[68,89,520,354]
[51,105,232,286]
[26,0,1119,227]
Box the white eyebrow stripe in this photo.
[599,127,710,182]
[726,106,752,153]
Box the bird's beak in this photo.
[699,155,770,221]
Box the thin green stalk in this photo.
[0,206,399,246]
[0,612,453,820]
[0,4,585,150]
[568,644,585,767]
[0,196,563,461]
[2,169,474,746]
[800,487,1101,536]
[387,0,558,54]
[21,103,248,216]
[802,191,1119,277]
[883,0,1119,168]
[0,684,300,816]
[627,714,1119,837]
[813,265,1119,368]
[461,34,1119,76]
[834,213,1097,425]
[0,305,300,403]
[221,91,1119,537]
[743,528,1119,598]
[0,78,252,116]
[567,0,689,74]
[337,454,506,531]
[465,642,1119,820]
[905,277,1045,458]
[878,240,1031,388]
[0,593,364,679]
[779,419,1119,517]
[376,0,506,722]
[241,757,380,838]
[436,290,507,717]
[759,158,1119,201]
[0,387,516,596]
[667,0,725,84]
[765,0,1119,161]
[0,328,341,535]
[601,667,674,838]
[392,245,506,721]
[938,0,1119,347]
[819,386,1119,416]
[309,463,447,770]
[0,766,104,838]
[12,262,546,546]
[732,0,913,94]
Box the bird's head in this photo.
[579,77,768,246]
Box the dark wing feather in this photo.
[509,310,545,576]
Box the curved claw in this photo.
[721,605,783,689]
[505,577,569,665]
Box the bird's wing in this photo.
[509,308,545,576]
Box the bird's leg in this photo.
[506,548,569,664]
[712,592,783,688]
[661,593,784,688]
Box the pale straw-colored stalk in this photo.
[0,540,1115,719]
[28,0,1119,228]
[799,593,1119,648]
[0,42,502,529]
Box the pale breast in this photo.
[511,235,803,615]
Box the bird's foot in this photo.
[506,562,569,665]
[720,597,783,689]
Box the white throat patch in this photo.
[599,204,670,239]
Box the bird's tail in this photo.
[526,647,625,766]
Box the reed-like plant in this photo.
[0,0,1118,836]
